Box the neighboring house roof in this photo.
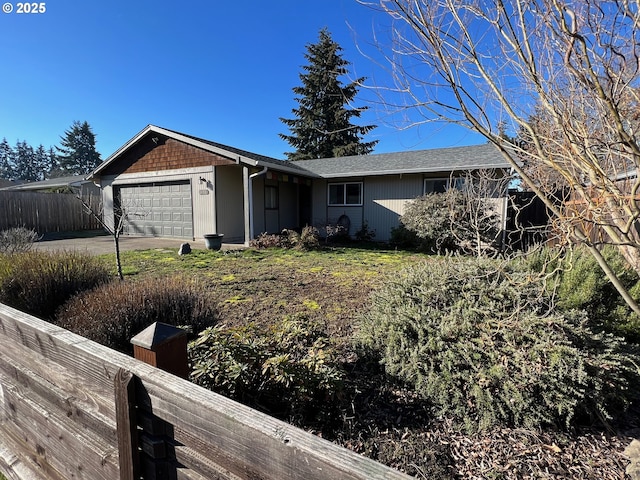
[0,179,19,188]
[291,143,511,178]
[90,125,311,179]
[0,175,90,191]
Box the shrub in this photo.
[355,221,376,242]
[397,190,499,254]
[250,232,285,249]
[389,224,420,249]
[0,250,111,320]
[189,314,344,424]
[250,226,320,251]
[521,246,640,343]
[57,276,217,353]
[296,225,320,250]
[0,227,40,254]
[358,257,640,432]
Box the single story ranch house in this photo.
[89,125,512,244]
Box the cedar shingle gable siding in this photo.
[101,135,236,176]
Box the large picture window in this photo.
[328,182,362,206]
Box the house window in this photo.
[328,182,362,206]
[424,177,465,194]
[265,185,278,209]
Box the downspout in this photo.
[248,166,268,241]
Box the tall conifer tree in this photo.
[56,120,102,175]
[280,28,377,160]
[0,138,14,180]
[14,140,38,181]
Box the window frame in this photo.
[327,181,363,206]
[424,176,465,194]
[264,185,279,210]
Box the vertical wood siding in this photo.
[363,175,424,241]
[215,166,245,242]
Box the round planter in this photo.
[203,233,224,250]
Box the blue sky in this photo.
[0,0,483,161]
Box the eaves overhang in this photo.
[87,125,314,180]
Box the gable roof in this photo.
[91,125,511,182]
[89,125,310,179]
[291,143,511,178]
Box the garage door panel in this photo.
[118,181,193,239]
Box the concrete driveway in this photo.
[33,233,244,255]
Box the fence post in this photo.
[131,322,189,379]
[115,368,141,480]
[131,323,188,479]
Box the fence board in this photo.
[0,191,101,233]
[0,303,412,480]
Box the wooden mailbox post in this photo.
[131,322,189,379]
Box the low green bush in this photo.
[0,250,111,320]
[521,246,640,343]
[189,314,344,424]
[57,276,217,353]
[358,257,640,432]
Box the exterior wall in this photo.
[215,165,245,242]
[310,178,328,231]
[98,167,215,240]
[310,175,423,241]
[311,172,508,242]
[326,206,362,236]
[363,174,424,241]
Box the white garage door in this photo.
[117,181,193,238]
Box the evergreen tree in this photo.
[33,145,51,181]
[14,140,39,181]
[280,28,377,160]
[0,138,14,180]
[46,146,62,178]
[55,121,101,175]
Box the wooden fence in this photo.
[0,303,411,480]
[0,191,102,233]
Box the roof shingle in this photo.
[291,143,510,178]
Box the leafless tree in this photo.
[76,193,148,280]
[367,0,640,314]
[456,170,512,257]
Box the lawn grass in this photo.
[113,246,426,343]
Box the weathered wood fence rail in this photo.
[0,192,101,233]
[0,303,411,480]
